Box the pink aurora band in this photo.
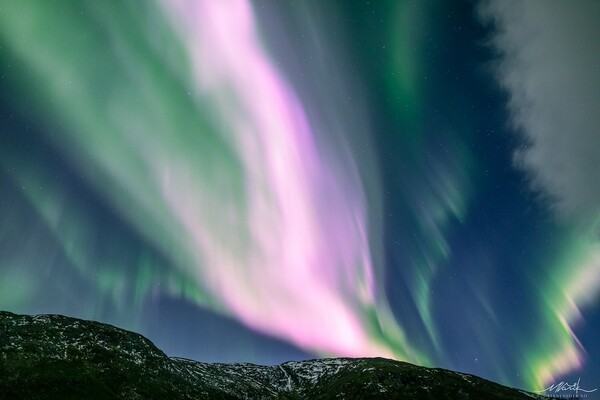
[157,0,417,360]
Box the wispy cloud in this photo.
[479,0,600,229]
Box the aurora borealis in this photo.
[1,0,599,392]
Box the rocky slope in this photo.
[0,311,547,399]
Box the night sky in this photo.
[1,0,599,393]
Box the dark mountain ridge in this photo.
[0,311,548,399]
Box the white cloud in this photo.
[479,0,600,230]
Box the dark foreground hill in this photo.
[0,311,547,399]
